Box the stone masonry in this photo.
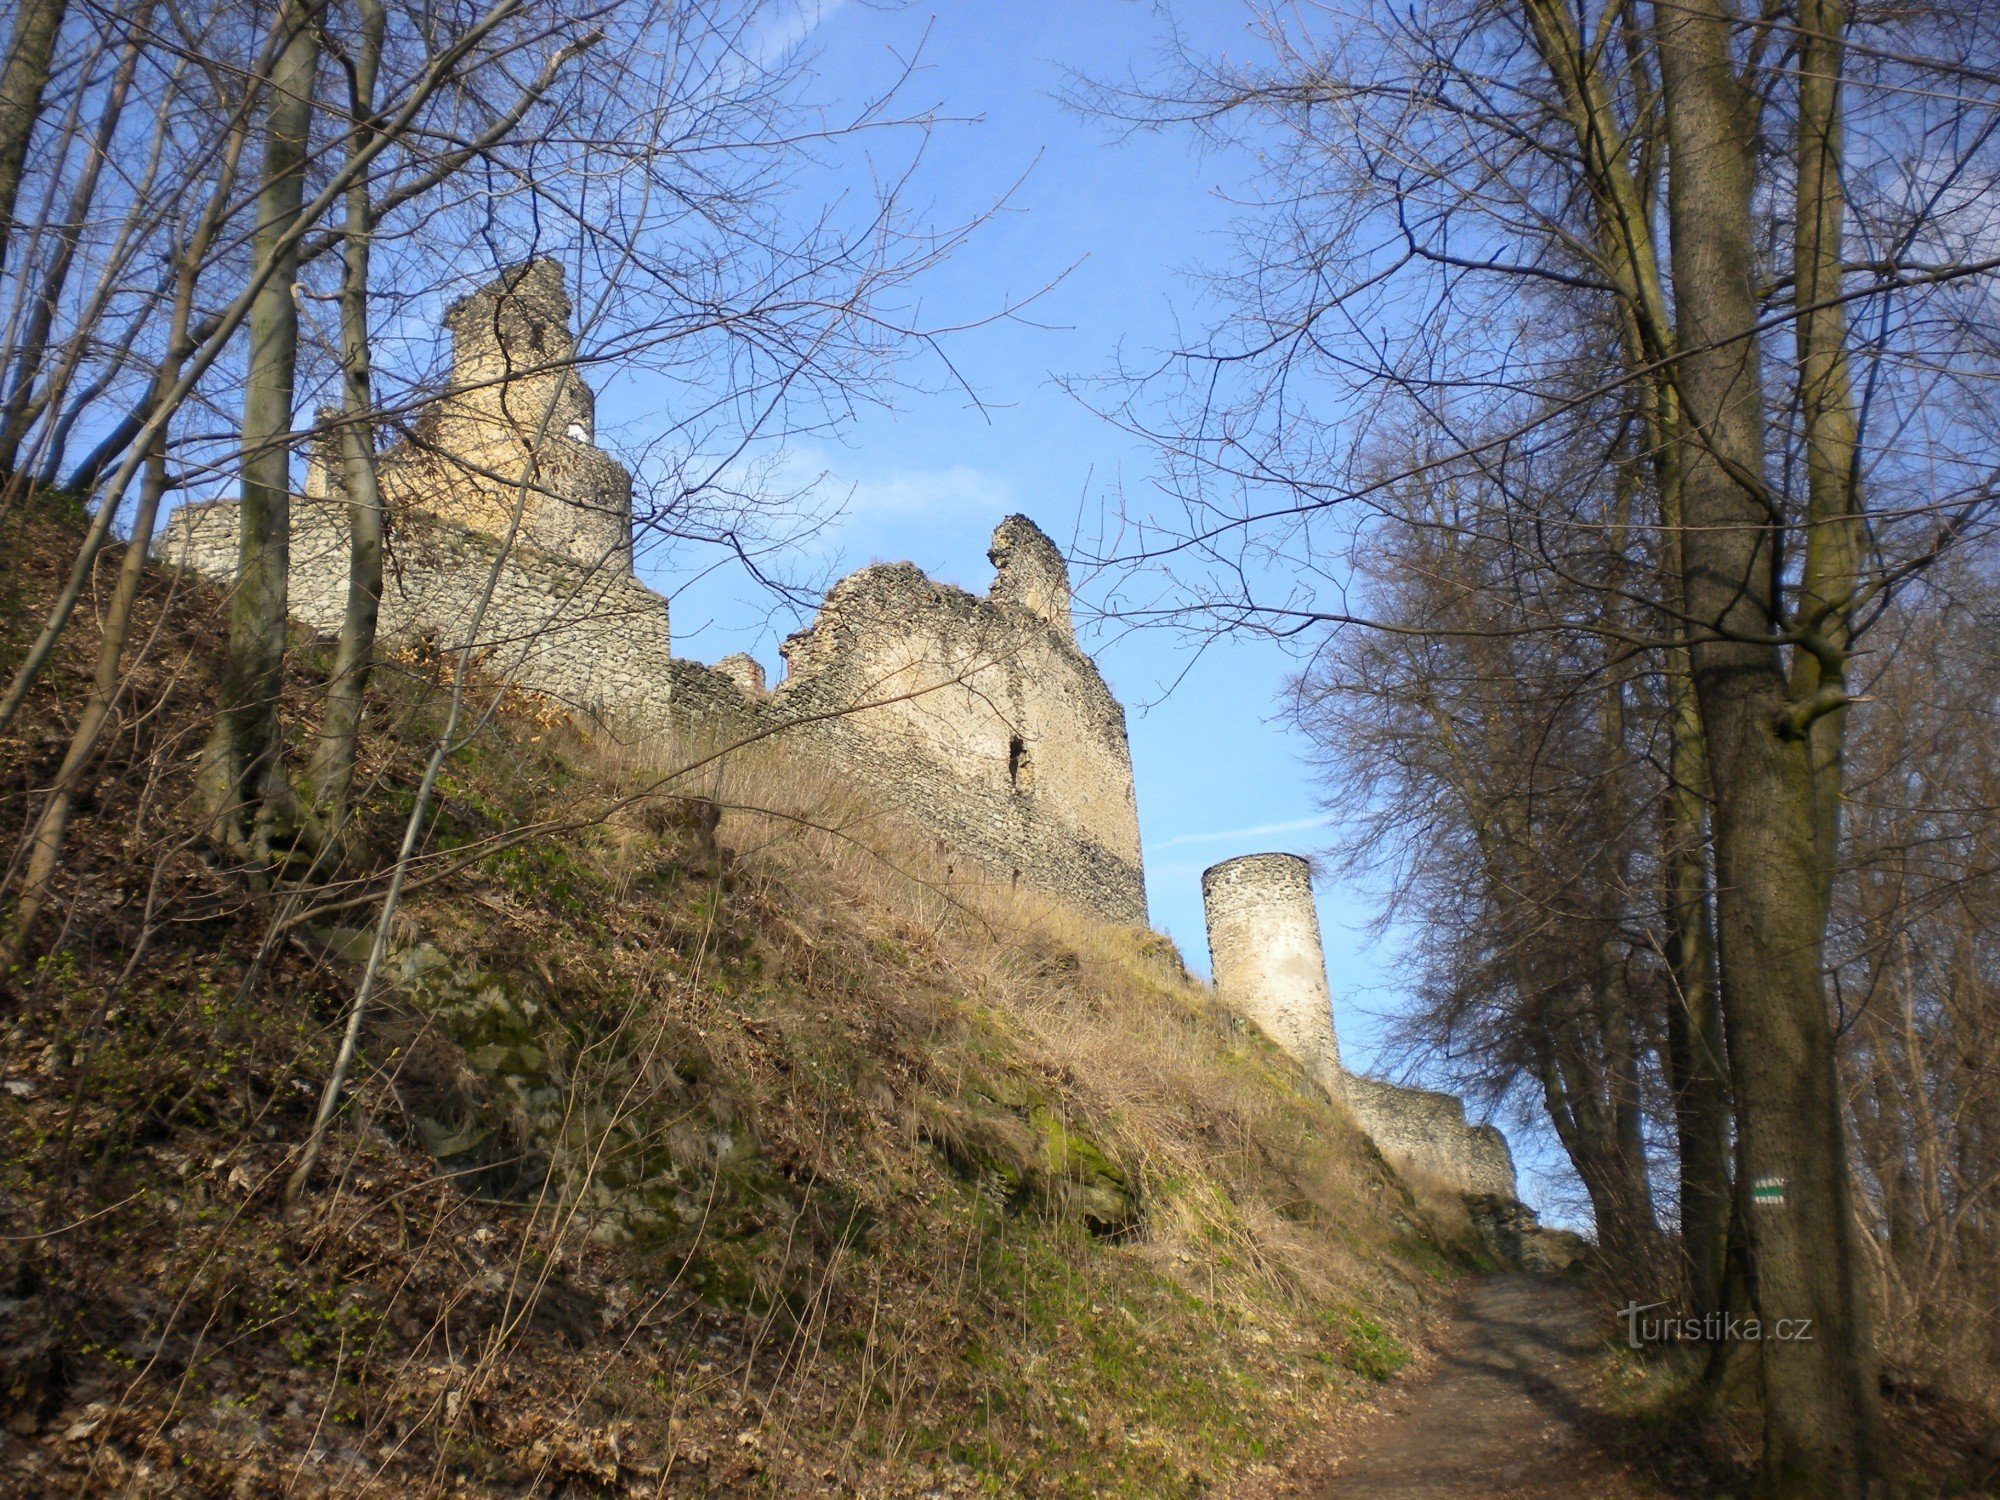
[760,521,1146,923]
[1202,855,1343,1092]
[157,262,1146,924]
[1201,853,1517,1198]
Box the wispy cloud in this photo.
[746,0,852,69]
[1153,814,1332,851]
[842,463,1014,521]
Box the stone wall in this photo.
[157,262,1146,926]
[765,528,1147,924]
[159,496,675,726]
[1199,852,1517,1199]
[1343,1077,1518,1198]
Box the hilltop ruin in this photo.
[159,261,1146,924]
[160,260,1527,1206]
[1202,853,1518,1199]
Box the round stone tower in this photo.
[1201,853,1342,1091]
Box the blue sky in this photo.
[601,0,1579,1215]
[632,1,1408,1065]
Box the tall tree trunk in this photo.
[1,440,170,968]
[0,0,66,279]
[1537,1000,1658,1280]
[201,0,321,871]
[0,4,148,477]
[1519,0,1737,1317]
[1592,583,1660,1273]
[1789,0,1864,850]
[307,0,384,839]
[1662,735,1732,1321]
[1654,0,1879,1490]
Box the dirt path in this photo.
[1301,1276,1660,1498]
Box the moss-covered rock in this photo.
[914,1082,1139,1237]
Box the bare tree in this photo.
[1293,408,1670,1286]
[303,0,386,838]
[1083,0,2000,1487]
[198,0,324,871]
[0,0,67,273]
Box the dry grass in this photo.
[0,499,1481,1496]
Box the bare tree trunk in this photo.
[1657,374,1732,1332]
[1654,0,1879,1489]
[0,0,66,278]
[0,4,149,476]
[1662,732,1732,1321]
[200,0,320,871]
[1790,0,1864,845]
[306,0,384,839]
[1,439,169,967]
[1605,963,1657,1248]
[1519,0,1736,1316]
[1536,1013,1657,1279]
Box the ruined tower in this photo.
[391,259,634,570]
[1202,854,1343,1092]
[161,261,670,722]
[1200,850,1517,1198]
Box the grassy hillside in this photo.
[1,500,1484,1496]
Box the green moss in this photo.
[1324,1306,1409,1382]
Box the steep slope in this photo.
[1,500,1486,1496]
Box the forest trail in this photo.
[1298,1276,1662,1498]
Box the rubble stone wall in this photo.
[158,496,673,725]
[157,262,1146,925]
[1343,1076,1518,1198]
[769,538,1146,923]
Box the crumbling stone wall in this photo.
[160,496,675,724]
[396,259,634,571]
[1199,853,1517,1198]
[1343,1077,1518,1198]
[158,263,1146,925]
[764,525,1146,923]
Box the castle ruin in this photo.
[159,261,1145,924]
[1201,853,1516,1198]
[160,259,1528,1204]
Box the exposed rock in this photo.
[1465,1194,1591,1274]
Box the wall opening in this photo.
[1007,734,1033,793]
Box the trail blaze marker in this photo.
[1751,1176,1788,1208]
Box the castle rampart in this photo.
[158,263,1146,925]
[1200,852,1516,1198]
[161,497,674,725]
[767,539,1146,923]
[1342,1076,1517,1198]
